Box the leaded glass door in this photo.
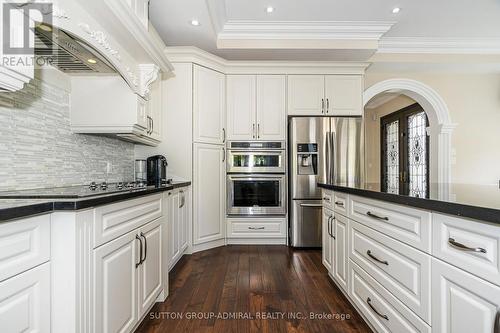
[381,103,429,198]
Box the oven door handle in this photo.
[299,203,323,208]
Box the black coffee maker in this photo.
[146,155,168,186]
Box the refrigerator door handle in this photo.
[325,131,331,185]
[330,131,336,184]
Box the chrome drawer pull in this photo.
[367,250,389,265]
[334,201,344,207]
[448,238,487,253]
[367,297,389,320]
[248,226,265,230]
[366,211,389,221]
[323,197,331,202]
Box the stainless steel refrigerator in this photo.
[289,117,364,247]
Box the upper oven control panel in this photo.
[228,141,285,150]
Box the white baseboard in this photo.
[226,238,287,245]
[191,238,226,253]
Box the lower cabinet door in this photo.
[138,219,163,318]
[333,214,348,292]
[193,143,225,245]
[432,258,500,333]
[179,188,189,253]
[168,190,181,269]
[322,208,334,273]
[349,260,431,333]
[0,262,50,333]
[93,230,138,333]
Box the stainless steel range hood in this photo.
[34,24,117,74]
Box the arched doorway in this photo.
[363,79,455,199]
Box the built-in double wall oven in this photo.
[226,141,286,216]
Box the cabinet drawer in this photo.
[322,189,334,211]
[349,195,431,252]
[349,260,431,333]
[349,220,431,323]
[227,218,286,238]
[0,214,50,282]
[432,213,500,286]
[93,194,162,248]
[333,191,348,217]
[0,262,50,333]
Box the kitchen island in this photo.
[318,181,500,333]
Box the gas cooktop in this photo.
[0,181,155,199]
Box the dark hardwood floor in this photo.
[135,245,372,333]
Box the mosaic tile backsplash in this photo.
[0,78,135,191]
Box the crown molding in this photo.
[104,0,174,72]
[378,37,500,54]
[217,20,395,49]
[165,46,370,75]
[206,0,227,33]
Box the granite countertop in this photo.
[0,181,191,222]
[318,182,500,225]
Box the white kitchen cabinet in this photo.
[256,75,286,140]
[324,75,363,116]
[432,258,500,333]
[226,75,286,141]
[322,208,334,273]
[137,219,163,318]
[93,229,138,333]
[0,214,50,282]
[227,75,256,140]
[147,76,163,141]
[193,65,226,144]
[288,75,325,115]
[288,75,362,116]
[168,187,191,270]
[93,217,163,333]
[333,214,348,292]
[193,143,225,246]
[168,190,181,268]
[0,262,50,333]
[71,75,162,146]
[178,188,190,254]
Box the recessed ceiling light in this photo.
[87,58,97,64]
[392,7,401,14]
[191,20,200,26]
[266,6,274,13]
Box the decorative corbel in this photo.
[138,64,161,100]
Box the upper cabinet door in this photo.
[227,75,256,141]
[193,65,226,145]
[148,76,162,141]
[324,75,363,116]
[287,75,325,116]
[256,75,286,141]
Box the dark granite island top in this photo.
[318,182,500,225]
[0,181,191,222]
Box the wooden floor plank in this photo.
[135,245,372,333]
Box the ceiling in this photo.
[150,0,500,61]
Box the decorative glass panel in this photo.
[385,120,399,194]
[408,112,428,198]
